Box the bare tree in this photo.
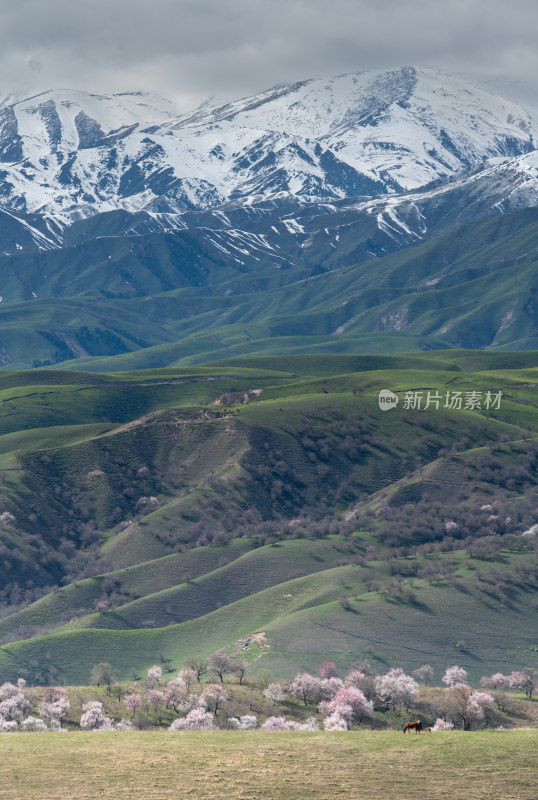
[90,662,117,695]
[208,651,232,683]
[186,657,207,683]
[413,665,434,686]
[230,658,247,685]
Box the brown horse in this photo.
[423,727,432,733]
[403,720,422,733]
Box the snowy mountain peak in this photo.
[0,68,536,218]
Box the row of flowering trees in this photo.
[480,668,536,698]
[119,661,515,732]
[0,659,534,733]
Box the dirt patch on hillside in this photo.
[210,388,263,406]
[237,632,270,651]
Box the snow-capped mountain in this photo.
[2,69,538,368]
[0,67,537,224]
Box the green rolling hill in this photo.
[0,352,535,684]
[1,207,538,369]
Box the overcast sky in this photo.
[2,0,538,111]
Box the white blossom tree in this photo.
[39,690,70,730]
[144,665,163,688]
[228,714,257,729]
[20,716,48,732]
[431,718,454,731]
[439,685,493,730]
[79,701,113,731]
[169,708,215,731]
[175,668,198,691]
[323,703,353,731]
[375,668,418,709]
[0,691,31,723]
[263,683,284,706]
[115,719,134,731]
[442,666,468,687]
[260,716,319,731]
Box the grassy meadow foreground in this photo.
[0,729,536,800]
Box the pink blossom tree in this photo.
[230,658,247,685]
[319,677,344,701]
[344,670,366,688]
[319,661,338,679]
[164,684,186,713]
[325,686,373,724]
[208,652,232,683]
[123,693,142,717]
[508,668,536,699]
[147,689,167,724]
[202,684,228,716]
[289,673,321,706]
[175,668,198,691]
[480,673,509,690]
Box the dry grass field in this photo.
[0,729,536,800]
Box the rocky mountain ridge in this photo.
[0,67,536,224]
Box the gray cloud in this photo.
[2,0,538,111]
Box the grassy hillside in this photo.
[2,207,538,369]
[0,352,536,684]
[0,547,535,685]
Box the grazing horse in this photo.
[403,720,422,733]
[423,727,432,733]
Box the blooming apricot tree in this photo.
[289,673,320,705]
[442,666,468,687]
